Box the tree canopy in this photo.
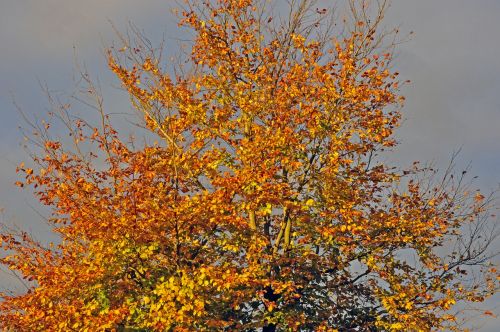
[1,0,498,331]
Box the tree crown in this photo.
[1,1,498,331]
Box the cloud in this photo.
[386,0,500,163]
[0,0,175,61]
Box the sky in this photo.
[0,0,499,329]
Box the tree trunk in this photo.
[263,286,280,332]
[263,323,277,332]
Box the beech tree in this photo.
[1,0,498,331]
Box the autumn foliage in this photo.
[1,0,498,331]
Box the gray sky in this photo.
[0,0,499,329]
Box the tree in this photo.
[1,0,498,330]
